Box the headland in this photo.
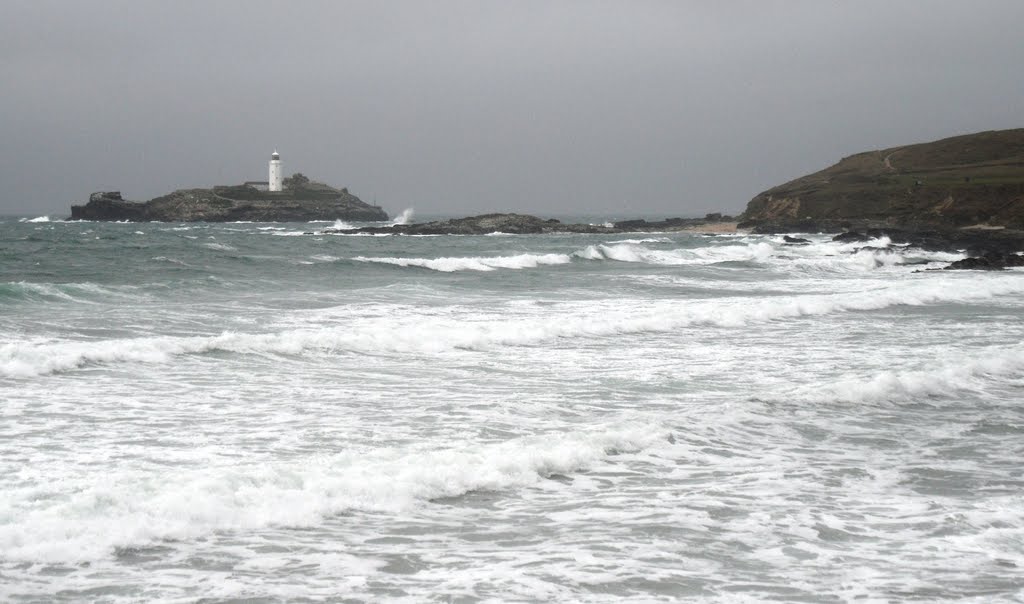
[738,128,1024,233]
[732,128,1024,268]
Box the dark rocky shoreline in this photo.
[740,219,1024,270]
[316,213,735,236]
[309,212,1024,271]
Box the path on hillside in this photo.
[883,151,898,172]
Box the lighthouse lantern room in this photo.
[268,150,283,192]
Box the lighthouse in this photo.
[268,150,283,192]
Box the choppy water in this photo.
[2,215,1024,602]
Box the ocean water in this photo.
[2,215,1024,603]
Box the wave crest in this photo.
[353,253,572,272]
[802,346,1024,404]
[0,422,666,563]
[5,277,1024,378]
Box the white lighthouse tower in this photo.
[268,150,283,192]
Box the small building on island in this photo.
[241,151,282,192]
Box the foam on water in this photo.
[4,275,1023,377]
[202,241,237,252]
[0,422,666,563]
[5,222,1024,602]
[798,344,1024,404]
[353,252,573,272]
[607,237,673,244]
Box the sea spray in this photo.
[392,208,415,225]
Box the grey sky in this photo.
[2,1,1022,217]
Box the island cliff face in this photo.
[71,176,388,222]
[740,129,1024,232]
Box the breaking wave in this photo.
[0,422,666,563]
[606,237,674,245]
[800,345,1024,404]
[577,242,775,265]
[353,253,573,272]
[5,276,1024,377]
[0,281,143,305]
[202,242,237,252]
[345,238,962,274]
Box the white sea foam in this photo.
[21,215,51,223]
[573,246,604,260]
[330,219,355,230]
[577,241,775,265]
[5,227,1024,601]
[151,256,190,266]
[607,237,673,245]
[353,253,573,272]
[0,422,666,563]
[774,237,965,273]
[202,242,237,252]
[354,241,778,272]
[803,345,1024,404]
[5,276,1024,377]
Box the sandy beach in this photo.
[681,221,740,234]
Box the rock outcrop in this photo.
[829,228,1024,256]
[944,252,1024,271]
[319,213,735,236]
[740,129,1024,232]
[72,181,388,222]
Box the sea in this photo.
[2,213,1024,603]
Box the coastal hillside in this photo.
[740,129,1024,230]
[70,174,388,222]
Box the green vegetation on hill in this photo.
[741,129,1024,229]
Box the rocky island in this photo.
[71,173,388,222]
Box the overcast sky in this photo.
[2,1,1022,217]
